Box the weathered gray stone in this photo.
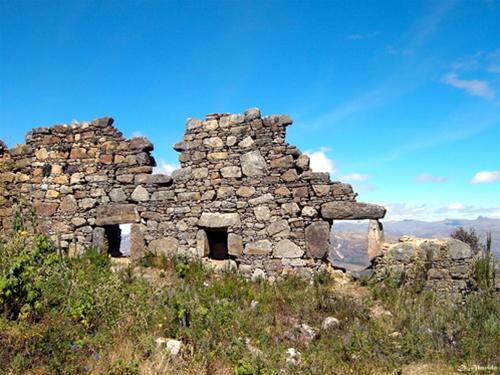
[274,239,304,258]
[238,136,254,148]
[192,167,209,179]
[312,185,330,197]
[172,167,192,182]
[321,201,386,220]
[149,237,179,257]
[177,192,201,201]
[241,150,267,177]
[367,219,384,261]
[79,198,96,210]
[221,166,242,178]
[254,206,271,221]
[131,185,150,202]
[203,136,224,148]
[228,233,243,256]
[245,240,272,255]
[92,227,106,250]
[267,220,290,237]
[305,221,330,259]
[248,193,274,205]
[388,242,415,262]
[109,188,127,202]
[95,204,140,225]
[198,212,240,228]
[236,186,255,197]
[71,217,87,227]
[130,223,145,260]
[226,135,237,146]
[244,107,261,121]
[196,229,209,257]
[296,154,310,170]
[129,136,153,151]
[447,239,472,260]
[301,206,317,217]
[270,155,294,169]
[151,190,175,201]
[281,202,300,216]
[60,195,77,213]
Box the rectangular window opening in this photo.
[104,223,131,257]
[206,229,228,260]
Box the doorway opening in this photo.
[103,223,131,257]
[206,229,228,260]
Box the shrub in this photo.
[0,233,66,320]
[474,233,496,292]
[451,227,481,253]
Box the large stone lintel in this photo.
[198,212,240,228]
[321,201,386,220]
[95,204,140,225]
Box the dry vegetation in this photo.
[0,224,498,374]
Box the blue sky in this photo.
[1,0,499,221]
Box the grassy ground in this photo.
[0,230,499,375]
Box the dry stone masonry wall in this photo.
[372,237,478,297]
[0,108,387,277]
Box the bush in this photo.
[0,233,67,320]
[474,233,496,292]
[451,227,481,253]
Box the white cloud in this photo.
[132,131,144,137]
[470,170,500,184]
[442,73,495,100]
[305,149,335,175]
[347,31,380,40]
[414,173,448,183]
[448,202,465,210]
[341,173,369,182]
[153,160,179,175]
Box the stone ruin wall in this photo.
[0,117,162,256]
[0,108,387,277]
[372,237,487,297]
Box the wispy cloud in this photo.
[442,72,496,100]
[470,170,500,184]
[450,49,500,74]
[153,160,179,175]
[386,45,414,56]
[305,148,336,175]
[298,1,454,131]
[414,173,448,183]
[347,31,381,40]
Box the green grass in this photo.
[0,230,499,374]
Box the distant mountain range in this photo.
[331,217,500,270]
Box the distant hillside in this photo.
[331,217,500,270]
